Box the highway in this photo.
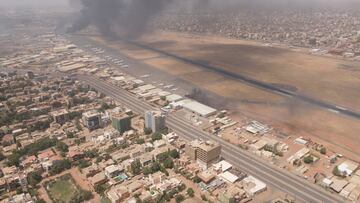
[77,74,344,203]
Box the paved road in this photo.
[77,74,344,203]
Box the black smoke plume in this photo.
[68,0,211,38]
[68,0,174,38]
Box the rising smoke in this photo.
[67,0,211,38]
[68,0,360,38]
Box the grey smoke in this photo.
[68,0,210,38]
[68,0,360,38]
[68,0,174,38]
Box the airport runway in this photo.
[128,40,360,121]
[77,74,343,203]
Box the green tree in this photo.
[150,162,161,173]
[27,171,42,187]
[56,141,69,153]
[144,128,152,135]
[151,132,162,141]
[131,159,142,175]
[7,137,57,166]
[193,176,201,183]
[85,149,99,158]
[77,160,91,169]
[143,166,152,175]
[303,155,314,164]
[49,159,72,175]
[187,188,194,197]
[163,157,174,169]
[157,152,169,162]
[320,147,327,155]
[177,183,186,192]
[229,198,236,203]
[95,184,107,194]
[66,131,75,138]
[136,138,145,144]
[169,149,180,159]
[175,194,184,203]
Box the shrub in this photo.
[303,155,314,164]
[320,147,327,155]
[193,176,201,183]
[136,138,145,144]
[175,194,185,203]
[169,149,180,159]
[27,171,43,187]
[49,159,72,175]
[151,132,162,141]
[163,158,174,169]
[144,128,152,135]
[187,188,194,197]
[177,183,186,192]
[56,141,69,153]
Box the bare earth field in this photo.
[86,31,360,160]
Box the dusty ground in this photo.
[38,168,100,203]
[83,31,360,160]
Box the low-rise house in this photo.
[340,183,357,199]
[37,148,56,162]
[82,164,101,178]
[2,144,17,156]
[67,148,85,161]
[6,193,33,203]
[51,109,70,125]
[338,160,359,176]
[21,155,37,168]
[89,172,107,186]
[0,178,7,192]
[105,165,123,178]
[218,171,239,183]
[242,175,267,196]
[198,170,217,184]
[1,134,14,146]
[218,184,246,203]
[139,153,153,166]
[330,177,349,193]
[107,185,130,203]
[153,140,166,148]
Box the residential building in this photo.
[89,172,107,186]
[185,140,221,169]
[145,111,165,133]
[50,109,69,125]
[82,110,102,130]
[111,112,131,134]
[105,165,123,178]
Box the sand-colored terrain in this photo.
[86,32,360,160]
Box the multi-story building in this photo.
[50,109,69,125]
[185,140,221,169]
[145,111,165,133]
[111,112,131,134]
[82,110,102,130]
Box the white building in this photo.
[145,111,165,133]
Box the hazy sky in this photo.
[1,0,359,9]
[0,0,70,8]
